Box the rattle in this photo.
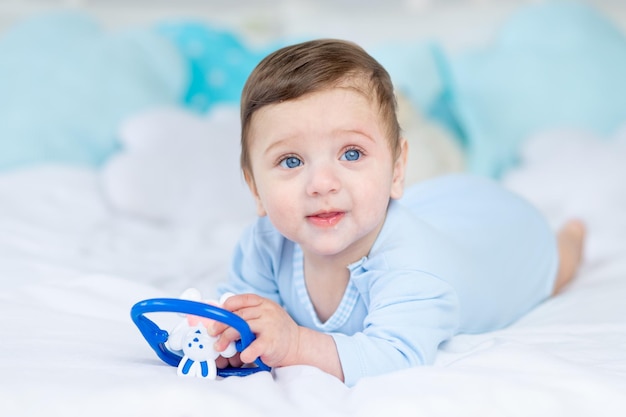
[131,289,270,379]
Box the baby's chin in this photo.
[298,235,377,264]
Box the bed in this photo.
[1,1,626,416]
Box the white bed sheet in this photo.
[1,125,626,416]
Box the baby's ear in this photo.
[244,170,267,217]
[390,137,408,200]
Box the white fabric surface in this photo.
[1,118,626,416]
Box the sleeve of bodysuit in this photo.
[331,268,460,387]
[216,218,283,304]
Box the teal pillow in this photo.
[370,41,445,112]
[157,22,269,112]
[371,41,466,141]
[445,2,626,177]
[0,11,187,171]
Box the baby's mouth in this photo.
[306,211,345,227]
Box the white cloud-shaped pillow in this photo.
[101,106,255,226]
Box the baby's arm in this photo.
[211,293,344,382]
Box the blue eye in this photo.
[341,149,361,161]
[280,156,302,169]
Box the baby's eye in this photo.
[279,156,303,169]
[340,149,362,162]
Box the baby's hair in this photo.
[240,38,401,178]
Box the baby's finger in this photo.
[214,326,241,352]
[227,354,244,368]
[240,339,267,366]
[208,305,260,337]
[215,355,229,369]
[208,320,229,337]
[222,293,263,312]
[216,353,244,369]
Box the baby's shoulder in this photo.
[371,204,451,265]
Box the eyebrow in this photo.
[341,128,376,143]
[260,126,378,158]
[262,138,292,157]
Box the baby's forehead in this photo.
[254,85,381,125]
[332,74,376,101]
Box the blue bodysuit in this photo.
[217,174,558,386]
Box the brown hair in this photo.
[240,38,401,178]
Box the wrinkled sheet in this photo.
[1,127,626,416]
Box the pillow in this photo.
[444,2,626,177]
[370,41,445,112]
[0,11,187,171]
[101,106,255,225]
[370,40,467,151]
[156,22,269,112]
[395,92,465,186]
[502,124,626,264]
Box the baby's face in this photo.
[246,87,406,263]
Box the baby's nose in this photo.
[306,163,341,196]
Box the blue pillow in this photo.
[444,2,626,177]
[0,11,187,171]
[157,22,270,112]
[370,41,445,112]
[370,41,467,142]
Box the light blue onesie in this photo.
[217,174,558,386]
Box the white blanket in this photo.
[1,116,625,416]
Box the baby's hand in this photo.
[211,294,301,368]
[215,352,244,369]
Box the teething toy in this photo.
[131,288,270,378]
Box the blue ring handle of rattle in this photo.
[130,298,271,377]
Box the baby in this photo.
[209,39,585,386]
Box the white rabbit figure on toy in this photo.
[166,288,238,379]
